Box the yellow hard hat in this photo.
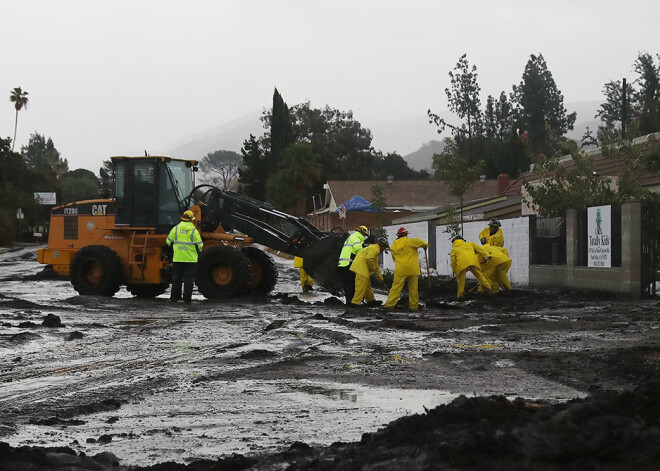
[357,225,368,236]
[181,210,195,221]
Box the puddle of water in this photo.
[288,380,455,415]
[4,378,457,467]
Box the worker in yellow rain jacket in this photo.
[450,236,492,299]
[384,227,429,310]
[337,225,369,304]
[478,244,512,293]
[350,237,389,307]
[167,210,204,303]
[479,218,504,247]
[293,256,314,293]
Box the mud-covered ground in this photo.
[1,245,660,470]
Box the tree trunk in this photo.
[12,110,18,151]
[460,194,464,236]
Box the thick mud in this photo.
[1,245,659,470]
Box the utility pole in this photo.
[622,78,627,139]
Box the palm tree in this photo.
[9,87,29,151]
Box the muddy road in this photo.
[1,245,660,469]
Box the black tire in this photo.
[126,283,169,298]
[196,246,250,299]
[70,245,123,296]
[241,246,278,295]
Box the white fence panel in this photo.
[434,217,529,285]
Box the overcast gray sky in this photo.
[2,0,658,172]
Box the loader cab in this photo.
[112,156,197,234]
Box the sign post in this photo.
[587,205,612,268]
[338,204,346,232]
[16,208,24,242]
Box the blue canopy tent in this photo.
[333,195,381,213]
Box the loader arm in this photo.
[195,186,325,256]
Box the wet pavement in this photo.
[1,245,660,468]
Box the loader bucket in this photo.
[301,233,348,296]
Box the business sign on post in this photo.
[587,205,611,268]
[34,192,57,205]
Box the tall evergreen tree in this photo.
[483,92,527,177]
[633,53,660,135]
[513,54,576,158]
[21,133,68,177]
[270,88,294,174]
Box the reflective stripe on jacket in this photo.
[338,231,366,268]
[166,221,204,263]
[389,236,429,277]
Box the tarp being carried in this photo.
[332,195,380,213]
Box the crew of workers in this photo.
[168,208,512,305]
[450,218,512,299]
[335,218,512,307]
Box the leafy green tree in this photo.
[99,159,115,194]
[596,79,635,129]
[374,152,428,180]
[59,169,100,204]
[633,53,660,135]
[513,53,576,158]
[432,138,485,234]
[446,54,482,140]
[593,52,660,146]
[241,97,422,209]
[428,54,483,166]
[524,145,617,217]
[524,123,659,217]
[288,102,376,181]
[601,120,660,197]
[483,92,528,176]
[21,133,68,177]
[199,150,242,190]
[238,134,269,201]
[9,87,29,151]
[0,137,45,245]
[266,142,321,216]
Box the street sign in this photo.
[587,205,612,268]
[34,192,57,205]
[16,208,24,219]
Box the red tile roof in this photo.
[326,179,501,209]
[502,150,660,196]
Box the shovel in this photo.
[424,248,431,288]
